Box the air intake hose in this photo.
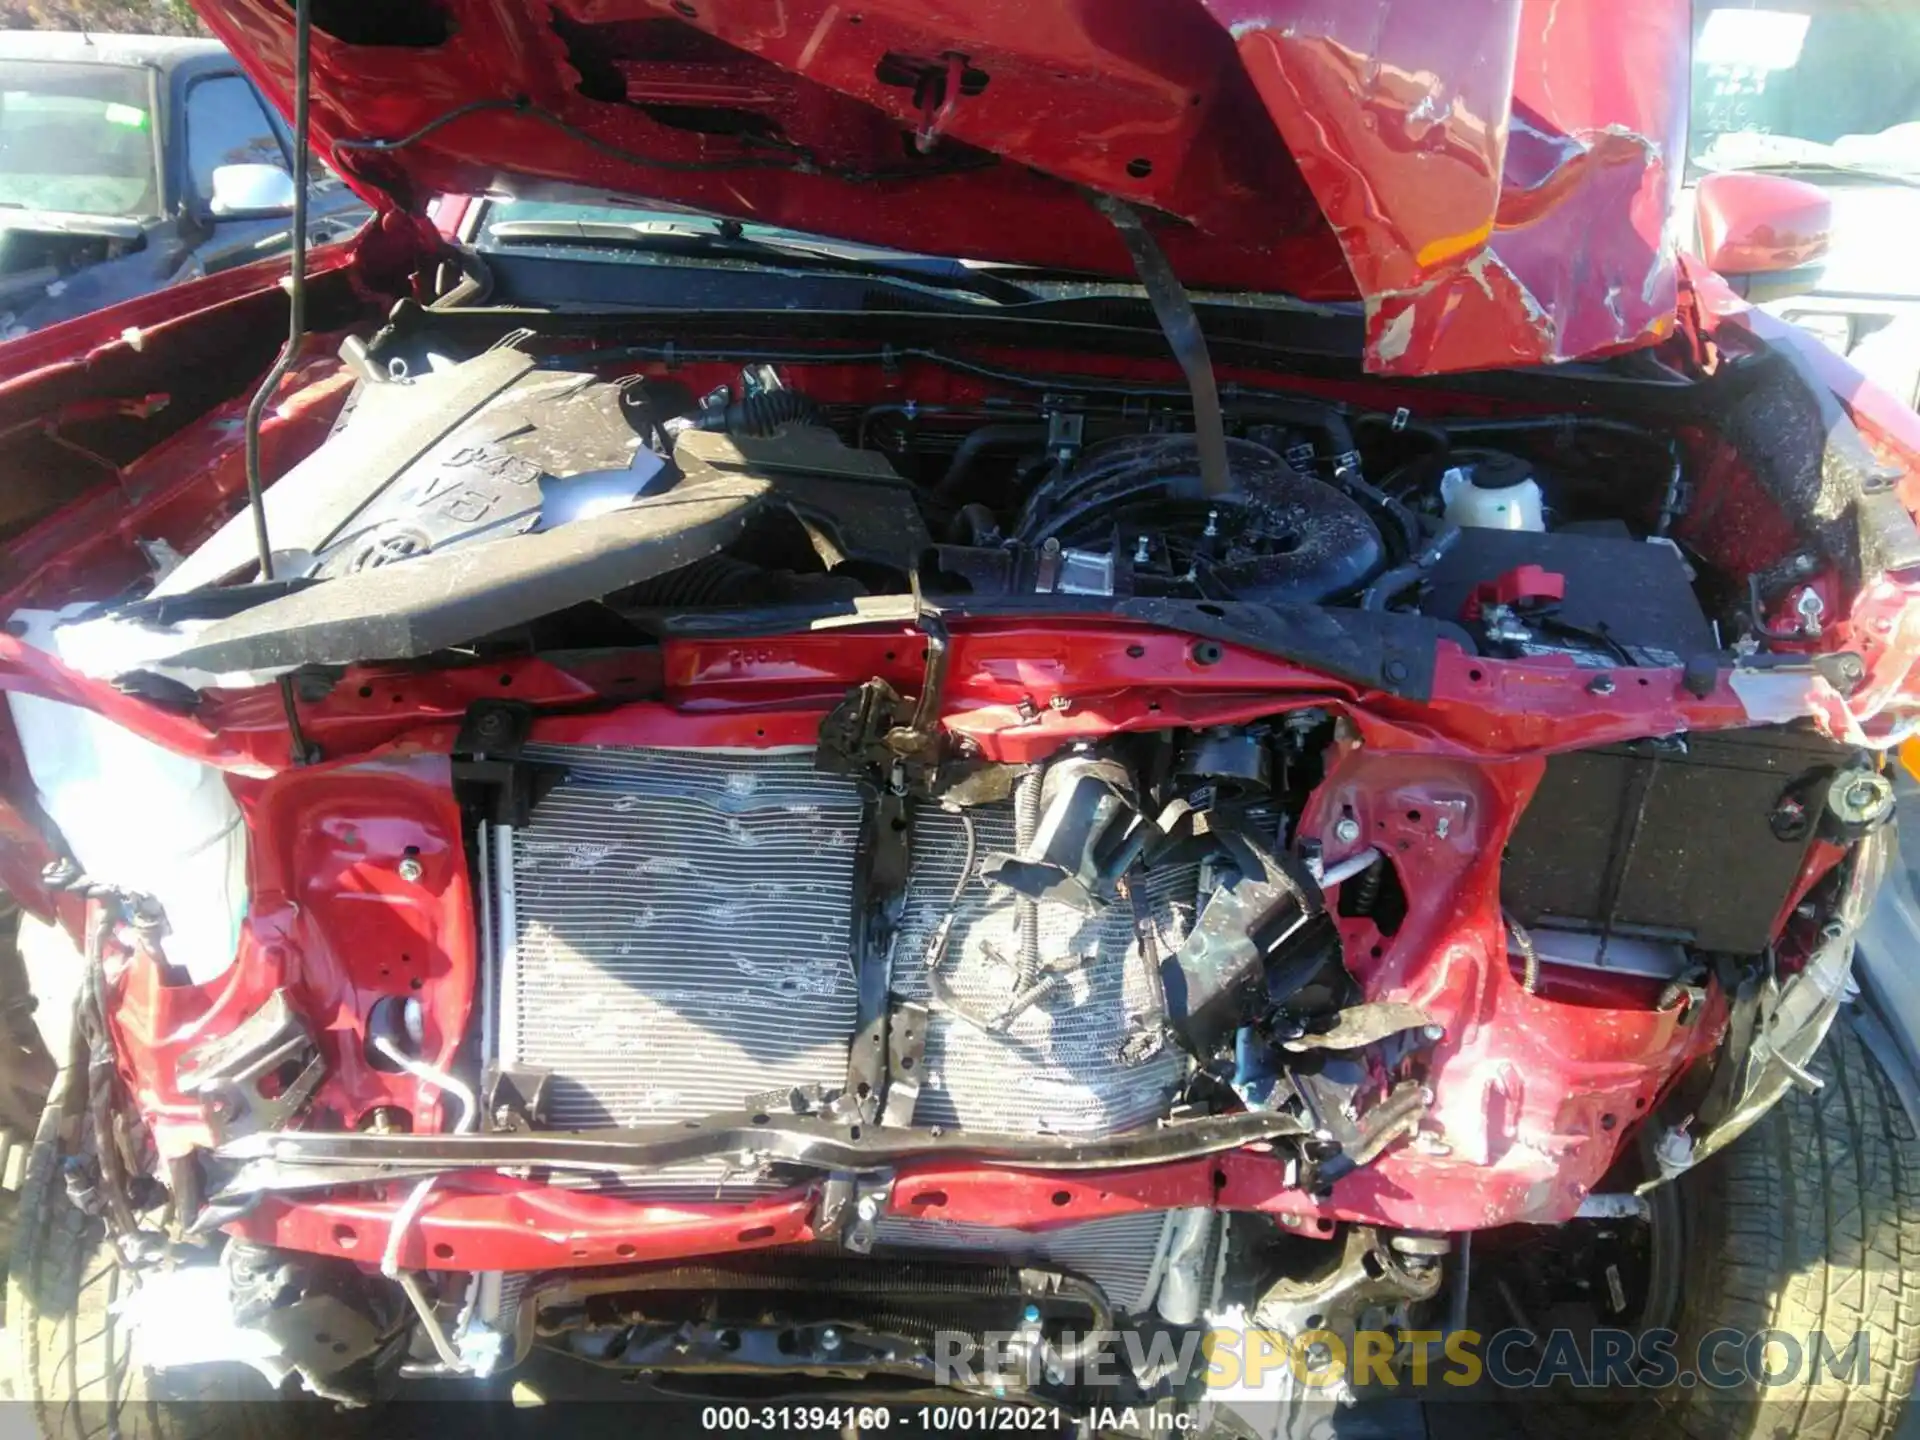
[698,389,821,438]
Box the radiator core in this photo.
[491,744,1190,1173]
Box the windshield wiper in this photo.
[1704,133,1920,188]
[1720,158,1920,189]
[483,218,1036,304]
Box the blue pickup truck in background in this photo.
[0,29,368,339]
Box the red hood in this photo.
[197,0,1690,377]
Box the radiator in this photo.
[489,744,1193,1186]
[497,745,864,1132]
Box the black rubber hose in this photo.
[1308,410,1422,558]
[1337,466,1421,559]
[1224,397,1368,456]
[1321,411,1359,459]
[930,422,1051,505]
[1362,523,1462,611]
[948,502,1000,546]
[1223,397,1340,426]
[700,389,821,438]
[1352,410,1453,456]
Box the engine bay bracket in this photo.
[176,990,326,1142]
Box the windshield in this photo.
[1689,1,1920,179]
[0,60,157,218]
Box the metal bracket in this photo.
[1251,1224,1444,1349]
[451,757,563,828]
[743,1081,837,1117]
[820,600,949,1126]
[843,785,909,1125]
[1117,871,1172,1065]
[453,701,563,826]
[980,757,1149,914]
[890,599,951,766]
[1161,830,1328,1053]
[455,700,534,757]
[1814,650,1868,695]
[814,1170,896,1254]
[815,604,950,781]
[176,990,325,1142]
[848,1173,896,1254]
[881,1003,928,1127]
[1280,1002,1436,1053]
[481,1062,551,1132]
[1046,410,1085,464]
[817,677,912,775]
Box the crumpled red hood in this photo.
[197,0,1690,376]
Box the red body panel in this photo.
[44,631,1756,1261]
[109,757,475,1154]
[190,0,1689,374]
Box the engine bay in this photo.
[124,328,1739,691]
[1,0,1918,1414]
[3,307,1905,1418]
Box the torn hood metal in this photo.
[196,0,1691,377]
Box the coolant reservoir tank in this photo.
[1440,453,1545,531]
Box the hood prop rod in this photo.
[1093,194,1231,498]
[240,0,318,764]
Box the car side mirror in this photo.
[207,163,296,221]
[1695,171,1833,303]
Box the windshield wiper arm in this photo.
[1716,157,1920,189]
[483,219,1035,304]
[1704,133,1920,189]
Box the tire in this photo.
[1516,1016,1920,1440]
[1659,1016,1920,1440]
[4,1064,295,1440]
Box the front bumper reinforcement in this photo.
[211,1109,1311,1200]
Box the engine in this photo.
[1009,433,1384,603]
